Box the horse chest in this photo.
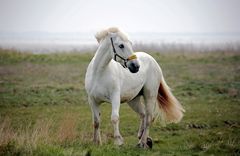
[86,62,145,103]
[87,75,113,102]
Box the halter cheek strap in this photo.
[110,37,137,68]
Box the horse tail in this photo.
[156,75,185,123]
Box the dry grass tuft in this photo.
[15,119,53,149]
[0,117,15,146]
[56,114,78,143]
[0,114,80,151]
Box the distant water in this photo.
[0,32,240,53]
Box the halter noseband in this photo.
[110,37,137,68]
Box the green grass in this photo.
[0,49,240,156]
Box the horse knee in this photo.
[111,115,119,124]
[140,113,145,119]
[93,121,99,129]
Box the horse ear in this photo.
[95,33,102,43]
[95,28,119,43]
[95,29,109,43]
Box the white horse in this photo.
[85,27,185,148]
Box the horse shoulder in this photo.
[86,62,121,102]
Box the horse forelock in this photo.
[95,27,129,43]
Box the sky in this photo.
[0,0,240,34]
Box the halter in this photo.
[110,37,137,68]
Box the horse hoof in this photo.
[146,137,153,149]
[114,136,124,146]
[136,141,151,149]
[136,143,146,148]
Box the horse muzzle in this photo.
[127,58,140,73]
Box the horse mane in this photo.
[95,27,129,43]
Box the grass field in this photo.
[0,48,240,156]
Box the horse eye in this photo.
[118,44,124,49]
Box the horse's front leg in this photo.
[111,92,124,146]
[88,96,102,145]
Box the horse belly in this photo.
[120,82,143,103]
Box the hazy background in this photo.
[0,0,240,53]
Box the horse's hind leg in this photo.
[88,96,101,145]
[139,94,156,148]
[127,96,145,139]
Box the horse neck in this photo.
[93,41,112,73]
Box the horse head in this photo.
[95,27,140,73]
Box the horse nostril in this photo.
[136,64,140,69]
[131,63,139,69]
[130,62,140,72]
